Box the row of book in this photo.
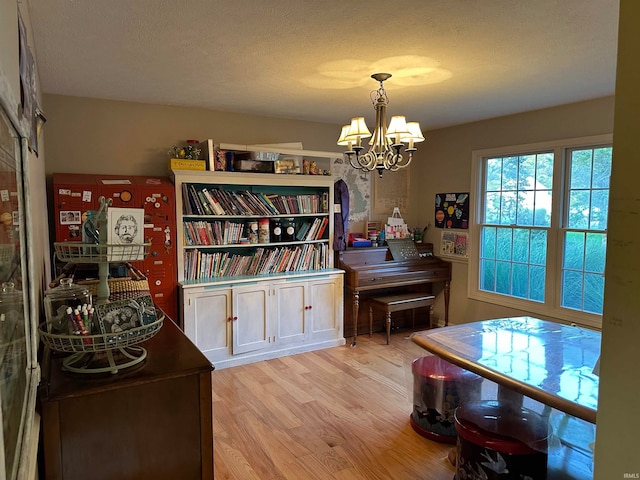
[182,183,329,216]
[183,220,245,246]
[296,217,329,241]
[183,243,330,280]
[183,216,329,246]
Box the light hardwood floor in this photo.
[212,332,456,480]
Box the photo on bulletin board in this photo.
[440,231,469,258]
[435,192,469,229]
[107,207,145,261]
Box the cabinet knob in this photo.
[233,316,238,321]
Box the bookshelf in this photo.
[171,161,345,369]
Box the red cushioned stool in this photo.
[410,355,482,444]
[454,400,549,480]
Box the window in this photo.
[469,135,612,328]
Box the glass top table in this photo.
[411,316,600,424]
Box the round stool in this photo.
[410,355,482,443]
[454,400,549,480]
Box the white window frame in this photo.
[468,134,612,329]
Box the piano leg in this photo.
[351,290,360,347]
[444,280,450,326]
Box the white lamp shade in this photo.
[401,122,425,143]
[386,116,410,139]
[346,117,371,139]
[337,125,352,146]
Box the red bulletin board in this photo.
[435,192,469,229]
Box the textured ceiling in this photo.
[26,0,619,131]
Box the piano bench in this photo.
[369,293,435,345]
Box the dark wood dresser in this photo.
[38,318,214,480]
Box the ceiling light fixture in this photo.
[337,73,424,177]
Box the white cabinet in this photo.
[181,271,344,369]
[174,145,345,368]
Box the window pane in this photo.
[486,158,503,191]
[592,148,612,189]
[570,149,593,189]
[502,157,518,190]
[513,228,530,263]
[536,153,554,190]
[564,231,585,270]
[562,270,583,310]
[529,265,545,302]
[481,227,496,259]
[480,259,496,291]
[516,192,533,225]
[584,273,605,314]
[585,233,606,273]
[568,190,591,229]
[590,189,609,230]
[496,261,511,294]
[518,155,536,190]
[496,228,512,261]
[530,230,547,265]
[484,192,501,224]
[533,190,552,227]
[500,192,517,224]
[512,263,529,298]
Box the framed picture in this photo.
[440,231,469,258]
[96,295,158,337]
[107,207,145,261]
[59,210,81,225]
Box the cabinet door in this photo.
[183,288,232,362]
[232,284,270,355]
[273,282,306,345]
[308,276,343,340]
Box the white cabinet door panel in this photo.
[233,285,270,355]
[274,282,306,344]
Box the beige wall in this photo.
[42,94,341,177]
[594,0,640,476]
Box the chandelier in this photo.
[337,73,424,177]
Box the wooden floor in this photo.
[212,331,456,480]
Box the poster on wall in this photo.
[440,231,468,258]
[435,192,469,229]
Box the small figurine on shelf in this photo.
[169,139,201,160]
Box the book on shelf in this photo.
[315,217,329,240]
[188,185,205,215]
[202,188,226,215]
[304,218,322,241]
[196,191,213,215]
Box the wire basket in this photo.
[54,242,151,263]
[38,312,164,353]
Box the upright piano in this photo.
[336,244,451,343]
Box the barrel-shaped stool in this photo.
[454,400,549,480]
[410,355,482,443]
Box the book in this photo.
[202,188,225,215]
[196,191,213,215]
[188,184,205,215]
[315,217,329,240]
[305,218,322,241]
